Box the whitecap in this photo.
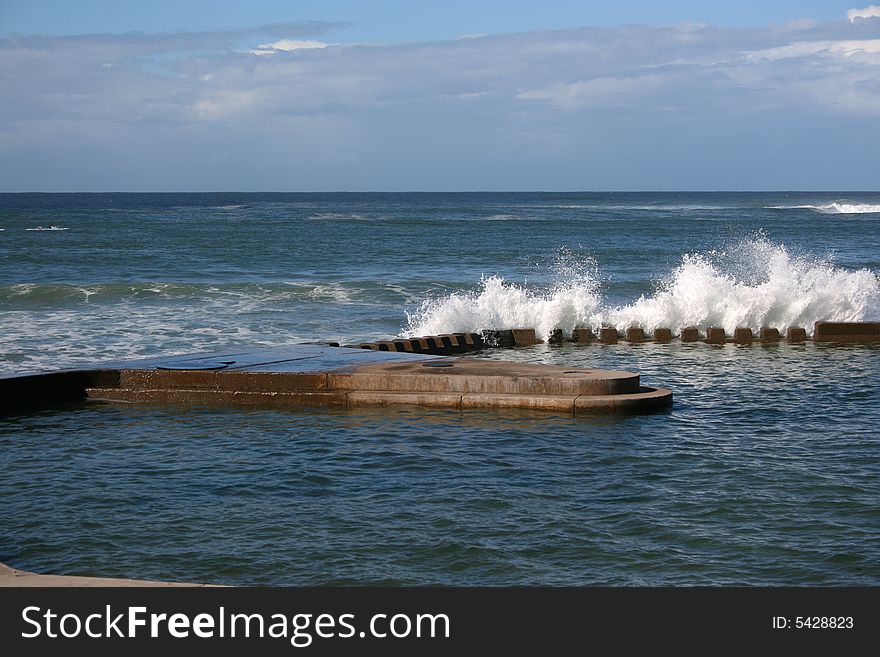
[403,239,880,339]
[766,203,880,214]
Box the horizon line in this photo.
[1,190,879,194]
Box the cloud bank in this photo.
[848,5,880,22]
[1,14,879,190]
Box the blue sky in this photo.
[0,1,865,41]
[1,1,879,190]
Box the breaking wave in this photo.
[403,239,880,339]
[768,203,880,214]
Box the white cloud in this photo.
[2,19,880,189]
[517,75,664,110]
[847,5,880,22]
[745,38,880,62]
[5,20,880,125]
[249,39,329,56]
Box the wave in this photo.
[166,204,248,211]
[0,281,414,375]
[484,214,526,221]
[0,281,418,307]
[767,203,880,214]
[522,204,731,211]
[402,239,880,339]
[309,212,374,221]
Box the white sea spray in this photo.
[403,239,880,339]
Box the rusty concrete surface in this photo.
[653,328,673,343]
[706,327,727,344]
[734,327,753,345]
[814,321,880,343]
[680,327,700,342]
[787,327,808,343]
[760,327,780,343]
[599,327,619,344]
[626,327,646,343]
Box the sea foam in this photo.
[403,239,880,339]
[403,249,602,340]
[768,203,880,214]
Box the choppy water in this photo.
[1,192,878,585]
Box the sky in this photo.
[1,1,879,191]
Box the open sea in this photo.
[1,192,878,585]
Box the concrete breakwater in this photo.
[0,322,874,415]
[0,343,671,415]
[353,321,880,355]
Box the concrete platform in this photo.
[0,562,210,587]
[0,344,671,415]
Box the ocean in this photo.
[1,192,878,585]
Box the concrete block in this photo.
[548,328,564,343]
[599,327,618,344]
[411,338,431,352]
[813,321,880,344]
[393,340,413,352]
[733,327,753,344]
[626,327,645,343]
[481,329,515,348]
[759,327,780,343]
[572,327,594,343]
[787,327,807,343]
[512,328,541,346]
[450,333,473,351]
[436,335,457,351]
[706,327,726,344]
[653,328,673,342]
[424,336,446,353]
[680,327,700,342]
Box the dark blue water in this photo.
[1,192,878,585]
